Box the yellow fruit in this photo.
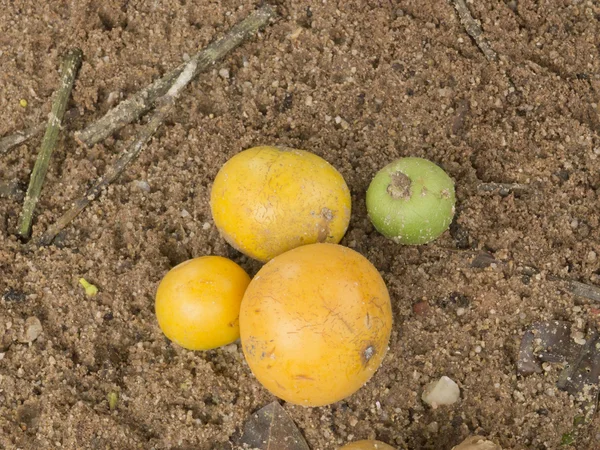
[210,146,351,262]
[239,243,392,406]
[155,256,250,350]
[339,440,396,450]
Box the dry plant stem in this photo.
[17,48,83,239]
[452,0,498,61]
[37,59,199,246]
[75,5,276,147]
[0,123,45,155]
[0,109,86,156]
[477,182,529,195]
[569,281,600,303]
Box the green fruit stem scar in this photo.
[387,171,412,200]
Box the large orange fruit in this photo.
[210,146,351,262]
[239,243,392,406]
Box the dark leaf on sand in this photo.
[239,401,310,450]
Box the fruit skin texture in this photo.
[210,146,351,262]
[155,256,251,351]
[239,243,392,407]
[339,440,396,450]
[366,157,455,245]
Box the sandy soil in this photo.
[1,1,600,449]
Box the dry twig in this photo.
[74,5,276,147]
[452,0,498,61]
[569,281,600,303]
[0,124,46,155]
[477,182,529,196]
[17,49,83,239]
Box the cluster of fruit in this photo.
[155,145,456,409]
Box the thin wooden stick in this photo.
[477,182,529,196]
[37,59,199,246]
[17,49,83,239]
[569,281,600,303]
[0,123,45,155]
[74,5,276,148]
[452,0,498,62]
[0,109,83,156]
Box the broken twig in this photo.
[452,0,498,62]
[0,109,84,156]
[17,48,83,239]
[74,5,276,147]
[0,123,46,155]
[477,182,529,196]
[569,281,600,303]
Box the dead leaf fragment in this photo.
[239,401,310,450]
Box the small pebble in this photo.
[422,376,460,407]
[456,307,466,316]
[218,68,230,79]
[23,317,43,343]
[588,251,597,262]
[135,180,151,192]
[427,421,439,433]
[305,96,313,107]
[202,222,211,230]
[180,209,191,218]
[412,301,430,316]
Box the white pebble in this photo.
[422,376,460,407]
[588,251,597,262]
[23,317,43,343]
[218,68,230,79]
[202,222,211,230]
[135,180,151,192]
[456,307,466,316]
[180,209,191,218]
[305,96,313,107]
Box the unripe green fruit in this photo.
[366,157,456,245]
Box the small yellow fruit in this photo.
[240,243,392,406]
[339,440,396,450]
[155,256,250,350]
[210,146,351,262]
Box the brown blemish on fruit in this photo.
[441,188,451,199]
[317,207,334,242]
[387,171,412,199]
[421,186,428,197]
[294,374,315,381]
